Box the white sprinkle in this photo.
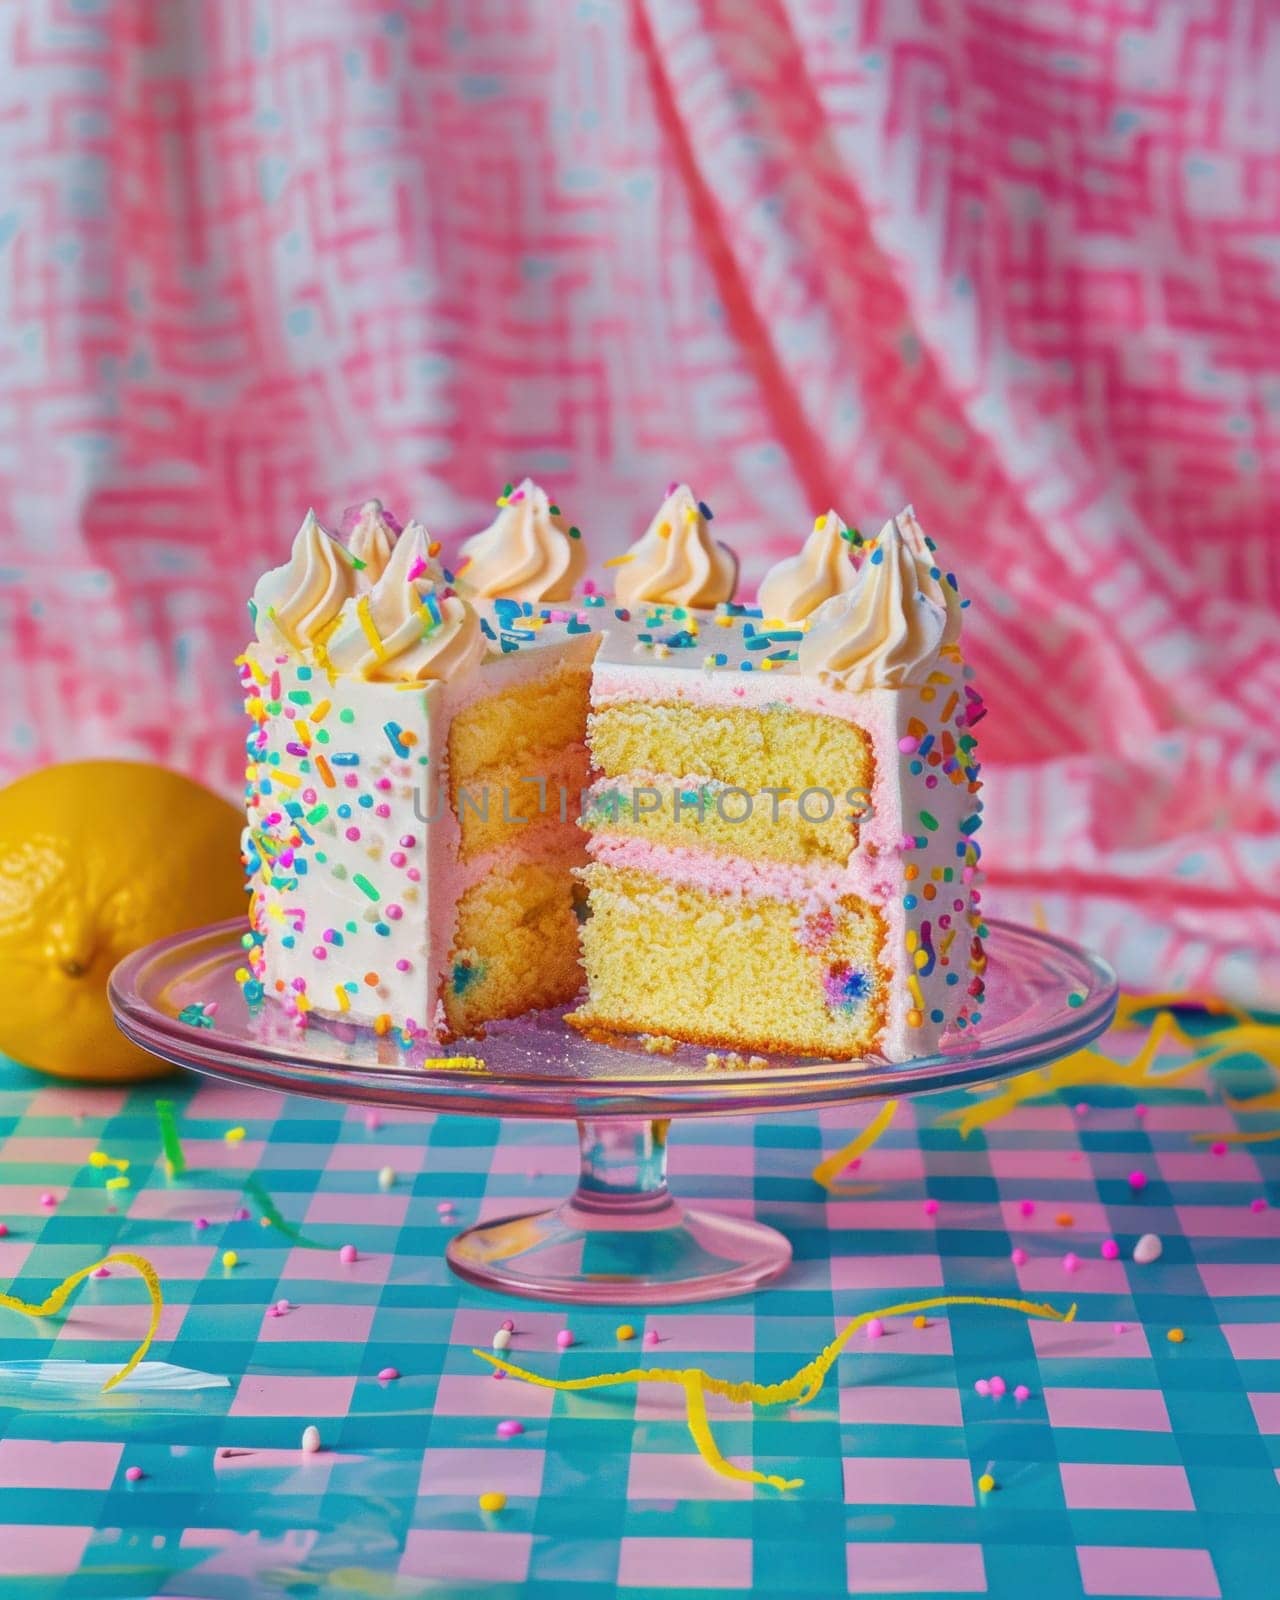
[492,1328,511,1351]
[1133,1232,1163,1265]
[300,1425,321,1454]
[377,1166,396,1191]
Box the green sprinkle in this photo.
[569,525,581,539]
[1068,992,1084,1009]
[305,804,329,824]
[502,482,514,496]
[155,1100,187,1176]
[919,810,939,832]
[348,553,367,570]
[549,504,561,515]
[353,874,379,901]
[339,708,356,724]
[287,690,312,704]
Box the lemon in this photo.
[0,761,246,1082]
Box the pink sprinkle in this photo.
[1018,1199,1035,1217]
[125,1466,144,1483]
[643,1330,660,1347]
[398,834,416,848]
[1134,1103,1148,1119]
[989,1375,1007,1397]
[389,851,406,867]
[267,1306,282,1318]
[1011,1247,1027,1266]
[1062,1252,1079,1273]
[922,1199,939,1216]
[556,1329,575,1349]
[233,1207,251,1221]
[194,1218,209,1230]
[406,555,427,581]
[395,959,411,972]
[40,1193,56,1208]
[1101,1239,1119,1260]
[491,1368,506,1380]
[1014,1385,1030,1402]
[436,1201,454,1215]
[377,1367,400,1381]
[0,1223,7,1237]
[276,1300,289,1312]
[1128,1170,1148,1191]
[91,1267,111,1279]
[1251,1198,1267,1213]
[974,1379,990,1396]
[865,1318,884,1339]
[1113,1322,1127,1334]
[364,1111,381,1131]
[375,804,391,819]
[1210,1142,1227,1157]
[339,1244,358,1264]
[496,1420,524,1437]
[385,904,403,921]
[501,1319,515,1332]
[406,867,421,882]
[898,736,920,754]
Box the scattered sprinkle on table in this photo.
[339,1244,358,1263]
[492,1328,511,1351]
[1014,1385,1030,1402]
[377,1367,400,1381]
[978,1473,996,1494]
[1128,1170,1148,1191]
[1062,1252,1079,1273]
[478,1491,507,1513]
[989,1376,1006,1397]
[922,1198,939,1215]
[1055,1212,1074,1227]
[643,1329,660,1347]
[865,1317,884,1339]
[1167,1328,1185,1344]
[224,1126,246,1144]
[1133,1232,1163,1264]
[616,1323,636,1341]
[301,1426,321,1453]
[1101,1239,1119,1259]
[1011,1247,1027,1265]
[125,1466,144,1482]
[377,1166,396,1190]
[221,1251,238,1268]
[555,1329,575,1349]
[1018,1199,1034,1216]
[912,1315,928,1329]
[496,1420,523,1437]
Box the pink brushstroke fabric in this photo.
[0,2,1276,1003]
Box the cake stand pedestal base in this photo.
[446,1118,792,1304]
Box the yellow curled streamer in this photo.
[475,1292,1076,1491]
[0,1252,164,1392]
[811,1099,898,1194]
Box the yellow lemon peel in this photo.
[812,1099,898,1193]
[0,1251,163,1391]
[474,1292,1076,1490]
[944,1012,1217,1138]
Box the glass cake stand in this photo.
[109,918,1116,1305]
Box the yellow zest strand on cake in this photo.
[0,1252,163,1391]
[475,1294,1076,1491]
[811,1099,898,1194]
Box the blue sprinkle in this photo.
[330,752,360,767]
[384,721,409,758]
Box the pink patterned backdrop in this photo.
[1,0,1277,1004]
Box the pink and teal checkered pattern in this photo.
[1,1018,1278,1598]
[0,2,1277,1008]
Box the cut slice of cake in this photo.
[569,506,984,1061]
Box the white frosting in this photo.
[613,484,737,608]
[325,523,485,683]
[252,510,355,651]
[345,500,400,587]
[456,478,585,602]
[798,513,948,688]
[757,510,860,622]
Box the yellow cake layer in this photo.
[455,745,591,860]
[449,660,593,787]
[581,778,862,865]
[443,857,585,1037]
[569,865,888,1059]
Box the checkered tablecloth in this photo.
[0,1023,1277,1600]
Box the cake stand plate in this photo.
[110,918,1116,1305]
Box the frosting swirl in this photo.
[757,510,860,622]
[456,478,585,602]
[895,503,962,646]
[344,499,400,587]
[326,521,484,683]
[613,484,737,608]
[252,510,354,651]
[797,513,948,688]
